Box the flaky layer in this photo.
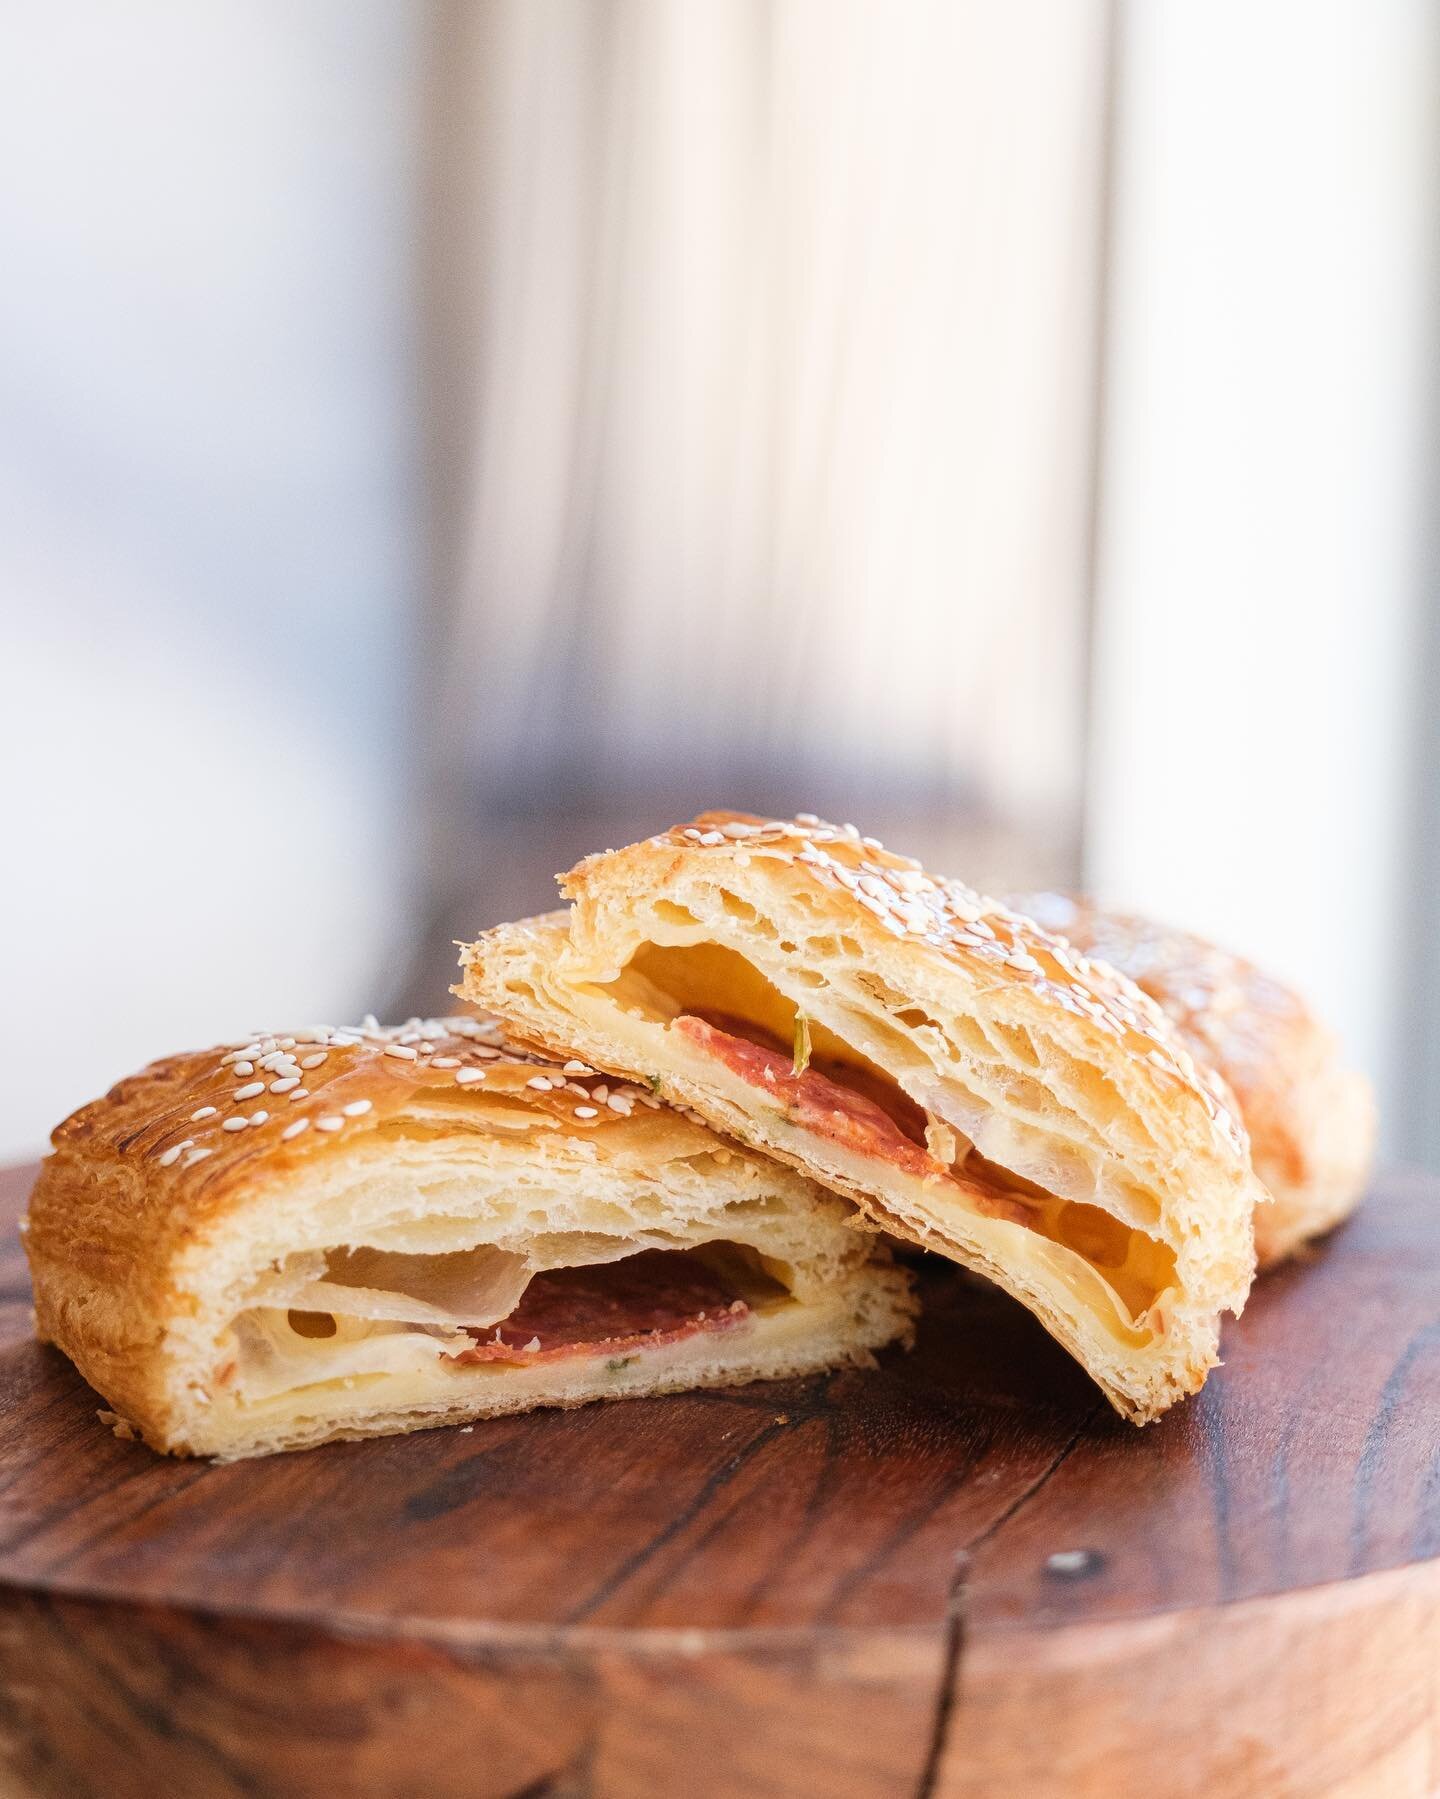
[1008,894,1375,1266]
[26,1016,913,1458]
[460,813,1265,1422]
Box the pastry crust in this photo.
[1007,895,1375,1266]
[26,1016,913,1459]
[459,813,1266,1423]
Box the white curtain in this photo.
[428,0,1111,853]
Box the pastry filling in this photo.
[227,1240,793,1401]
[596,939,1176,1335]
[445,1248,759,1365]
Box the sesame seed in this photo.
[248,1111,269,1126]
[288,1088,310,1101]
[592,1084,609,1103]
[300,1053,327,1070]
[574,1105,599,1118]
[795,812,820,825]
[563,1060,593,1074]
[281,1119,309,1141]
[316,1116,344,1133]
[159,1145,184,1167]
[383,1044,418,1061]
[233,1082,264,1102]
[472,1045,502,1059]
[526,1076,553,1090]
[232,1061,254,1077]
[185,1147,213,1166]
[190,1106,217,1122]
[222,1117,248,1132]
[268,1076,298,1094]
[342,1100,372,1118]
[698,831,725,846]
[606,1095,632,1114]
[432,1056,461,1069]
[455,1068,485,1084]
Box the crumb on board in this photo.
[97,1409,138,1442]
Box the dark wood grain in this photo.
[1,1162,1439,1796]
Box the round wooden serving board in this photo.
[0,1163,1438,1798]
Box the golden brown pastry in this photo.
[460,813,1266,1424]
[25,1016,914,1459]
[1006,894,1374,1266]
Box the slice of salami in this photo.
[447,1249,750,1366]
[675,1014,939,1178]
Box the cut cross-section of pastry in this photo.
[25,1015,914,1459]
[459,814,1266,1423]
[1006,894,1375,1267]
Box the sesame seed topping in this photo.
[185,1147,213,1166]
[383,1043,418,1061]
[455,1068,485,1084]
[233,1082,264,1102]
[300,1053,328,1070]
[191,1106,217,1122]
[270,1076,300,1093]
[432,1056,461,1068]
[222,1117,248,1132]
[316,1116,345,1133]
[342,1100,372,1117]
[574,1106,599,1118]
[563,1060,593,1074]
[231,1061,254,1077]
[248,1111,269,1126]
[526,1076,554,1090]
[159,1145,184,1167]
[288,1088,310,1101]
[281,1119,309,1140]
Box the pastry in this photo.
[1007,894,1374,1266]
[460,814,1265,1422]
[25,1016,914,1458]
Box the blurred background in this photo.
[1,0,1436,1169]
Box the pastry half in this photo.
[1007,894,1375,1266]
[25,1016,914,1459]
[459,814,1265,1422]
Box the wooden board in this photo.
[0,1161,1438,1797]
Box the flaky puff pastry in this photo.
[460,814,1267,1423]
[25,1016,913,1459]
[1008,895,1375,1267]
